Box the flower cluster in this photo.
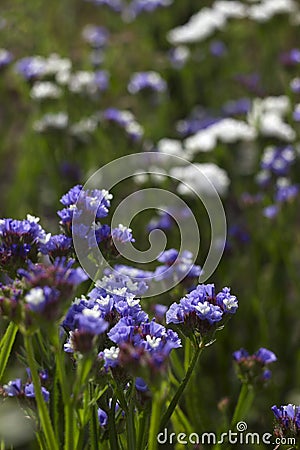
[154,249,202,286]
[1,370,49,402]
[166,284,238,341]
[272,404,300,441]
[233,347,277,386]
[0,216,48,276]
[0,258,88,330]
[100,318,181,379]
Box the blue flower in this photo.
[128,71,167,94]
[98,408,108,427]
[135,377,149,392]
[75,308,109,335]
[24,383,50,402]
[233,347,277,386]
[102,318,181,375]
[82,25,109,48]
[3,378,22,396]
[154,249,202,283]
[232,348,249,361]
[272,404,300,438]
[166,284,238,340]
[111,224,135,243]
[0,216,48,274]
[255,348,277,364]
[39,234,72,259]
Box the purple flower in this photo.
[168,46,190,69]
[255,348,277,364]
[58,185,112,234]
[94,70,109,91]
[18,258,88,323]
[222,98,251,116]
[263,205,279,219]
[128,71,167,94]
[82,25,109,48]
[111,225,135,243]
[154,249,202,282]
[84,0,123,12]
[272,404,300,438]
[0,216,47,274]
[232,348,249,361]
[126,0,173,19]
[24,383,50,402]
[280,48,300,66]
[233,347,277,386]
[275,183,298,203]
[210,40,227,57]
[0,49,13,68]
[290,77,300,93]
[3,378,22,396]
[102,318,181,375]
[102,108,144,140]
[135,377,149,392]
[166,284,238,340]
[39,234,72,258]
[15,56,45,80]
[260,146,295,176]
[98,408,108,427]
[24,286,59,313]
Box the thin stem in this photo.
[126,391,136,450]
[109,397,120,450]
[231,383,255,428]
[137,408,150,450]
[24,334,58,450]
[0,322,18,381]
[148,388,164,450]
[160,343,203,430]
[51,331,75,450]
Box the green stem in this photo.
[126,394,136,450]
[0,322,18,381]
[24,334,59,450]
[137,408,150,450]
[109,397,120,450]
[148,388,164,450]
[89,383,98,450]
[51,332,74,450]
[160,343,203,430]
[231,383,255,428]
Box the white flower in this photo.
[25,288,45,306]
[146,335,161,349]
[127,294,140,306]
[97,295,111,306]
[223,297,238,311]
[171,163,230,197]
[194,301,211,315]
[157,138,185,157]
[82,308,101,319]
[30,81,62,100]
[44,53,72,76]
[33,112,68,132]
[104,347,120,360]
[259,113,296,141]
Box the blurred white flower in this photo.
[157,138,186,158]
[184,118,256,155]
[30,81,62,100]
[33,112,68,132]
[170,163,230,196]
